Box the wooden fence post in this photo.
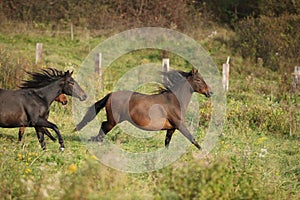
[35,43,43,65]
[95,52,102,77]
[94,52,103,90]
[162,58,169,83]
[222,56,230,92]
[162,58,169,72]
[70,23,74,41]
[290,66,300,136]
[292,66,300,92]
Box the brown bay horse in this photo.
[0,68,87,151]
[75,68,212,150]
[18,94,68,142]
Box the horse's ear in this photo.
[65,70,73,76]
[191,67,198,75]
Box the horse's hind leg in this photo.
[18,127,25,142]
[89,121,115,142]
[165,129,175,148]
[178,125,201,150]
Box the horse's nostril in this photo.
[206,91,213,97]
[81,94,87,101]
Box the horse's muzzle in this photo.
[80,94,87,101]
[206,91,213,98]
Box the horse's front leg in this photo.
[178,124,201,150]
[42,113,56,142]
[89,121,115,142]
[35,127,46,150]
[36,119,65,151]
[165,129,175,148]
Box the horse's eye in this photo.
[195,78,202,83]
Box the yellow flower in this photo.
[68,164,77,173]
[91,155,98,160]
[25,168,32,174]
[17,154,23,161]
[256,136,268,144]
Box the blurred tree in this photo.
[258,0,300,17]
[192,0,259,24]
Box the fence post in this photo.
[292,66,300,92]
[94,52,103,90]
[290,66,300,136]
[70,22,74,41]
[222,56,230,92]
[95,53,102,77]
[35,43,43,65]
[162,58,169,83]
[162,58,169,72]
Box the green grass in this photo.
[0,22,299,199]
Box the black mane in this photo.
[158,70,192,93]
[19,68,65,89]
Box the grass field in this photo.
[0,23,299,199]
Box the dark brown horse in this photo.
[18,94,68,142]
[75,68,212,150]
[0,68,87,151]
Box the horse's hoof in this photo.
[60,147,65,152]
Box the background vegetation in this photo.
[0,0,299,199]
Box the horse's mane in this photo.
[19,68,66,89]
[158,70,192,93]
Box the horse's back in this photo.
[0,89,27,106]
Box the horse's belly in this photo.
[135,118,173,131]
[129,102,173,131]
[131,114,173,131]
[0,111,28,127]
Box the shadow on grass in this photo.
[0,129,82,144]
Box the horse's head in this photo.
[189,68,213,98]
[55,94,68,105]
[62,71,87,101]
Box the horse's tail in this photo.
[75,93,111,131]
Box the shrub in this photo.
[235,14,300,71]
[226,94,290,135]
[0,49,30,89]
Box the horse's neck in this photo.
[173,82,193,111]
[33,81,62,106]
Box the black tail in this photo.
[75,93,111,131]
